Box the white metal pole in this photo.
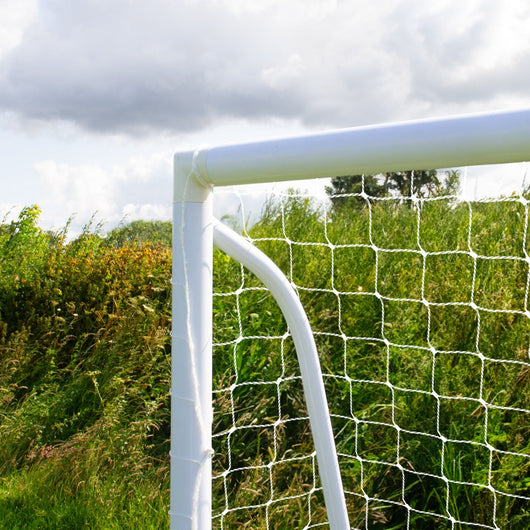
[171,152,213,530]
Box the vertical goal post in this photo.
[171,109,530,529]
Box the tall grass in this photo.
[211,193,530,528]
[1,207,171,528]
[1,196,529,529]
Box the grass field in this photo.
[1,195,529,528]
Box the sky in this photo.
[1,0,529,234]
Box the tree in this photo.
[106,219,172,247]
[325,174,387,209]
[326,169,460,209]
[383,169,439,198]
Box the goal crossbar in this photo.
[171,108,530,530]
[177,109,530,196]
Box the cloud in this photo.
[0,0,37,57]
[0,203,24,223]
[0,0,295,133]
[33,151,172,231]
[383,1,530,108]
[0,0,529,135]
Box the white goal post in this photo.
[171,109,530,530]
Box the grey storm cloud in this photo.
[0,0,529,135]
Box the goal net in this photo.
[211,178,530,529]
[171,110,530,529]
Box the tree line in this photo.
[326,169,461,208]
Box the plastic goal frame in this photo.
[171,109,530,530]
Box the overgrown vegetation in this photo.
[1,195,529,528]
[1,207,172,528]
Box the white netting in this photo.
[211,173,530,529]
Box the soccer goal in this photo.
[171,109,530,529]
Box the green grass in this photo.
[1,196,530,528]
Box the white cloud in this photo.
[33,151,172,232]
[121,203,171,221]
[0,0,37,57]
[0,203,23,223]
[1,0,529,232]
[261,54,306,90]
[34,160,117,221]
[0,0,528,135]
[382,1,530,109]
[461,162,529,200]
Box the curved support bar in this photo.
[213,219,350,530]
